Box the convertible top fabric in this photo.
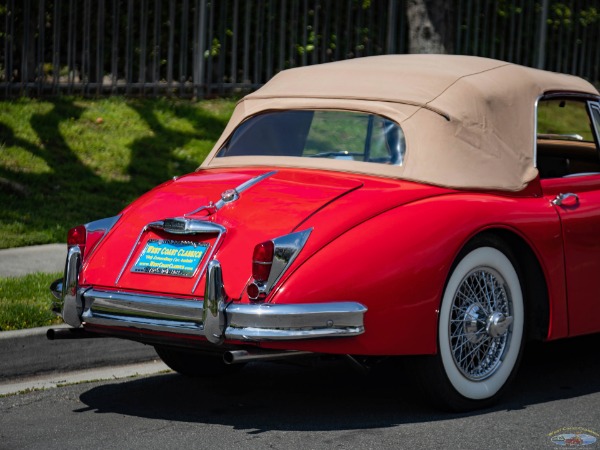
[202,54,599,191]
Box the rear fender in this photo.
[263,193,565,355]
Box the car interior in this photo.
[536,98,600,178]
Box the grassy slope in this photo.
[0,97,235,249]
[0,98,235,330]
[0,272,62,330]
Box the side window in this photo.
[536,98,600,178]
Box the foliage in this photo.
[0,0,395,86]
[494,1,599,28]
[0,97,235,249]
[0,272,63,330]
[537,99,594,141]
[0,1,598,91]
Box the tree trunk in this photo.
[406,0,454,54]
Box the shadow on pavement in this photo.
[76,334,600,431]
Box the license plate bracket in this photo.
[131,239,209,278]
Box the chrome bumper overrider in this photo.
[53,257,367,343]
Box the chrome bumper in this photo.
[52,256,366,343]
[50,246,84,327]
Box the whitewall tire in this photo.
[416,237,525,411]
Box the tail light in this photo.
[67,215,121,261]
[247,228,312,302]
[252,241,274,282]
[67,225,87,257]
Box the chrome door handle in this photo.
[552,193,579,206]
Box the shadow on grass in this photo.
[0,98,229,248]
[127,100,226,184]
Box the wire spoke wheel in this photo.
[449,268,514,381]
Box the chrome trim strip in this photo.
[84,215,122,261]
[225,326,365,341]
[115,222,161,284]
[534,94,542,168]
[537,133,584,141]
[541,92,600,101]
[589,102,600,146]
[214,170,277,209]
[86,215,121,233]
[185,170,277,216]
[183,202,217,217]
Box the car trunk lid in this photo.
[82,169,363,297]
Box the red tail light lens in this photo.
[67,225,86,257]
[67,225,86,246]
[252,240,274,282]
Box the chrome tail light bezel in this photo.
[70,215,122,262]
[56,215,121,326]
[248,228,312,301]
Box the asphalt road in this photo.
[2,334,599,450]
[0,243,158,381]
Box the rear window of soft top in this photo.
[217,110,406,166]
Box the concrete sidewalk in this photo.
[0,243,66,277]
[0,244,157,383]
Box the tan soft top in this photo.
[202,54,599,191]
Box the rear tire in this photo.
[154,346,242,377]
[417,237,525,411]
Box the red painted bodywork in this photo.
[79,167,600,355]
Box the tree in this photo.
[406,0,454,54]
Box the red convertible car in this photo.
[50,55,600,411]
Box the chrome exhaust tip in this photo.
[223,349,313,365]
[46,328,105,340]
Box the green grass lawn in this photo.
[0,97,235,330]
[0,272,63,330]
[0,97,235,249]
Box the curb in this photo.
[0,325,157,382]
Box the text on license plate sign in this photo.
[131,239,209,277]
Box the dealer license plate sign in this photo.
[131,239,209,277]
